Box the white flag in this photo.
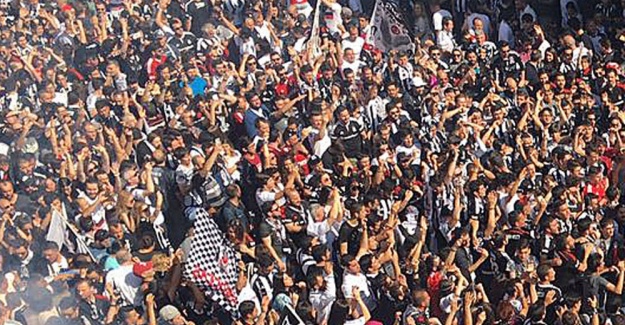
[306,0,323,57]
[46,208,66,249]
[366,0,414,53]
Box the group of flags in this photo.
[309,0,415,55]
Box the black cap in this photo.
[95,229,110,242]
[308,155,321,167]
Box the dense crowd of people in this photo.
[3,0,625,324]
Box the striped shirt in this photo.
[250,272,275,301]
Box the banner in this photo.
[306,0,323,57]
[183,206,240,313]
[366,0,415,53]
[46,203,93,260]
[46,208,66,250]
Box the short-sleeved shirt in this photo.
[338,221,362,256]
[589,274,610,308]
[258,218,286,255]
[331,119,364,158]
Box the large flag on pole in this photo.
[306,0,323,57]
[183,206,240,313]
[46,203,93,260]
[366,0,415,53]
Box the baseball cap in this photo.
[341,7,353,18]
[272,293,292,313]
[153,30,166,40]
[413,77,427,88]
[133,261,154,277]
[159,305,181,321]
[308,155,321,167]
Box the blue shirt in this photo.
[185,77,208,97]
[244,106,270,137]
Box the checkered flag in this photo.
[183,206,240,313]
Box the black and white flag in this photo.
[46,203,93,259]
[278,303,305,325]
[366,0,415,53]
[183,206,240,313]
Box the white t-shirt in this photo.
[45,256,69,283]
[437,30,456,53]
[341,60,366,76]
[254,22,272,43]
[308,130,332,157]
[256,185,286,207]
[307,219,331,244]
[396,143,422,165]
[342,273,372,299]
[105,265,143,307]
[77,192,108,231]
[237,37,256,57]
[342,37,365,58]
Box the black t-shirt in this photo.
[554,250,581,294]
[284,202,310,245]
[338,221,362,256]
[185,0,213,35]
[493,52,524,83]
[167,33,197,53]
[258,218,286,256]
[133,250,157,262]
[79,297,111,325]
[331,119,364,158]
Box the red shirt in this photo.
[583,178,607,200]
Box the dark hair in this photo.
[327,299,350,325]
[257,253,274,270]
[340,254,356,268]
[586,253,602,273]
[536,263,552,281]
[359,254,374,272]
[239,300,256,319]
[59,296,76,311]
[306,266,324,288]
[312,245,329,262]
[43,241,59,252]
[139,233,155,249]
[526,302,546,321]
